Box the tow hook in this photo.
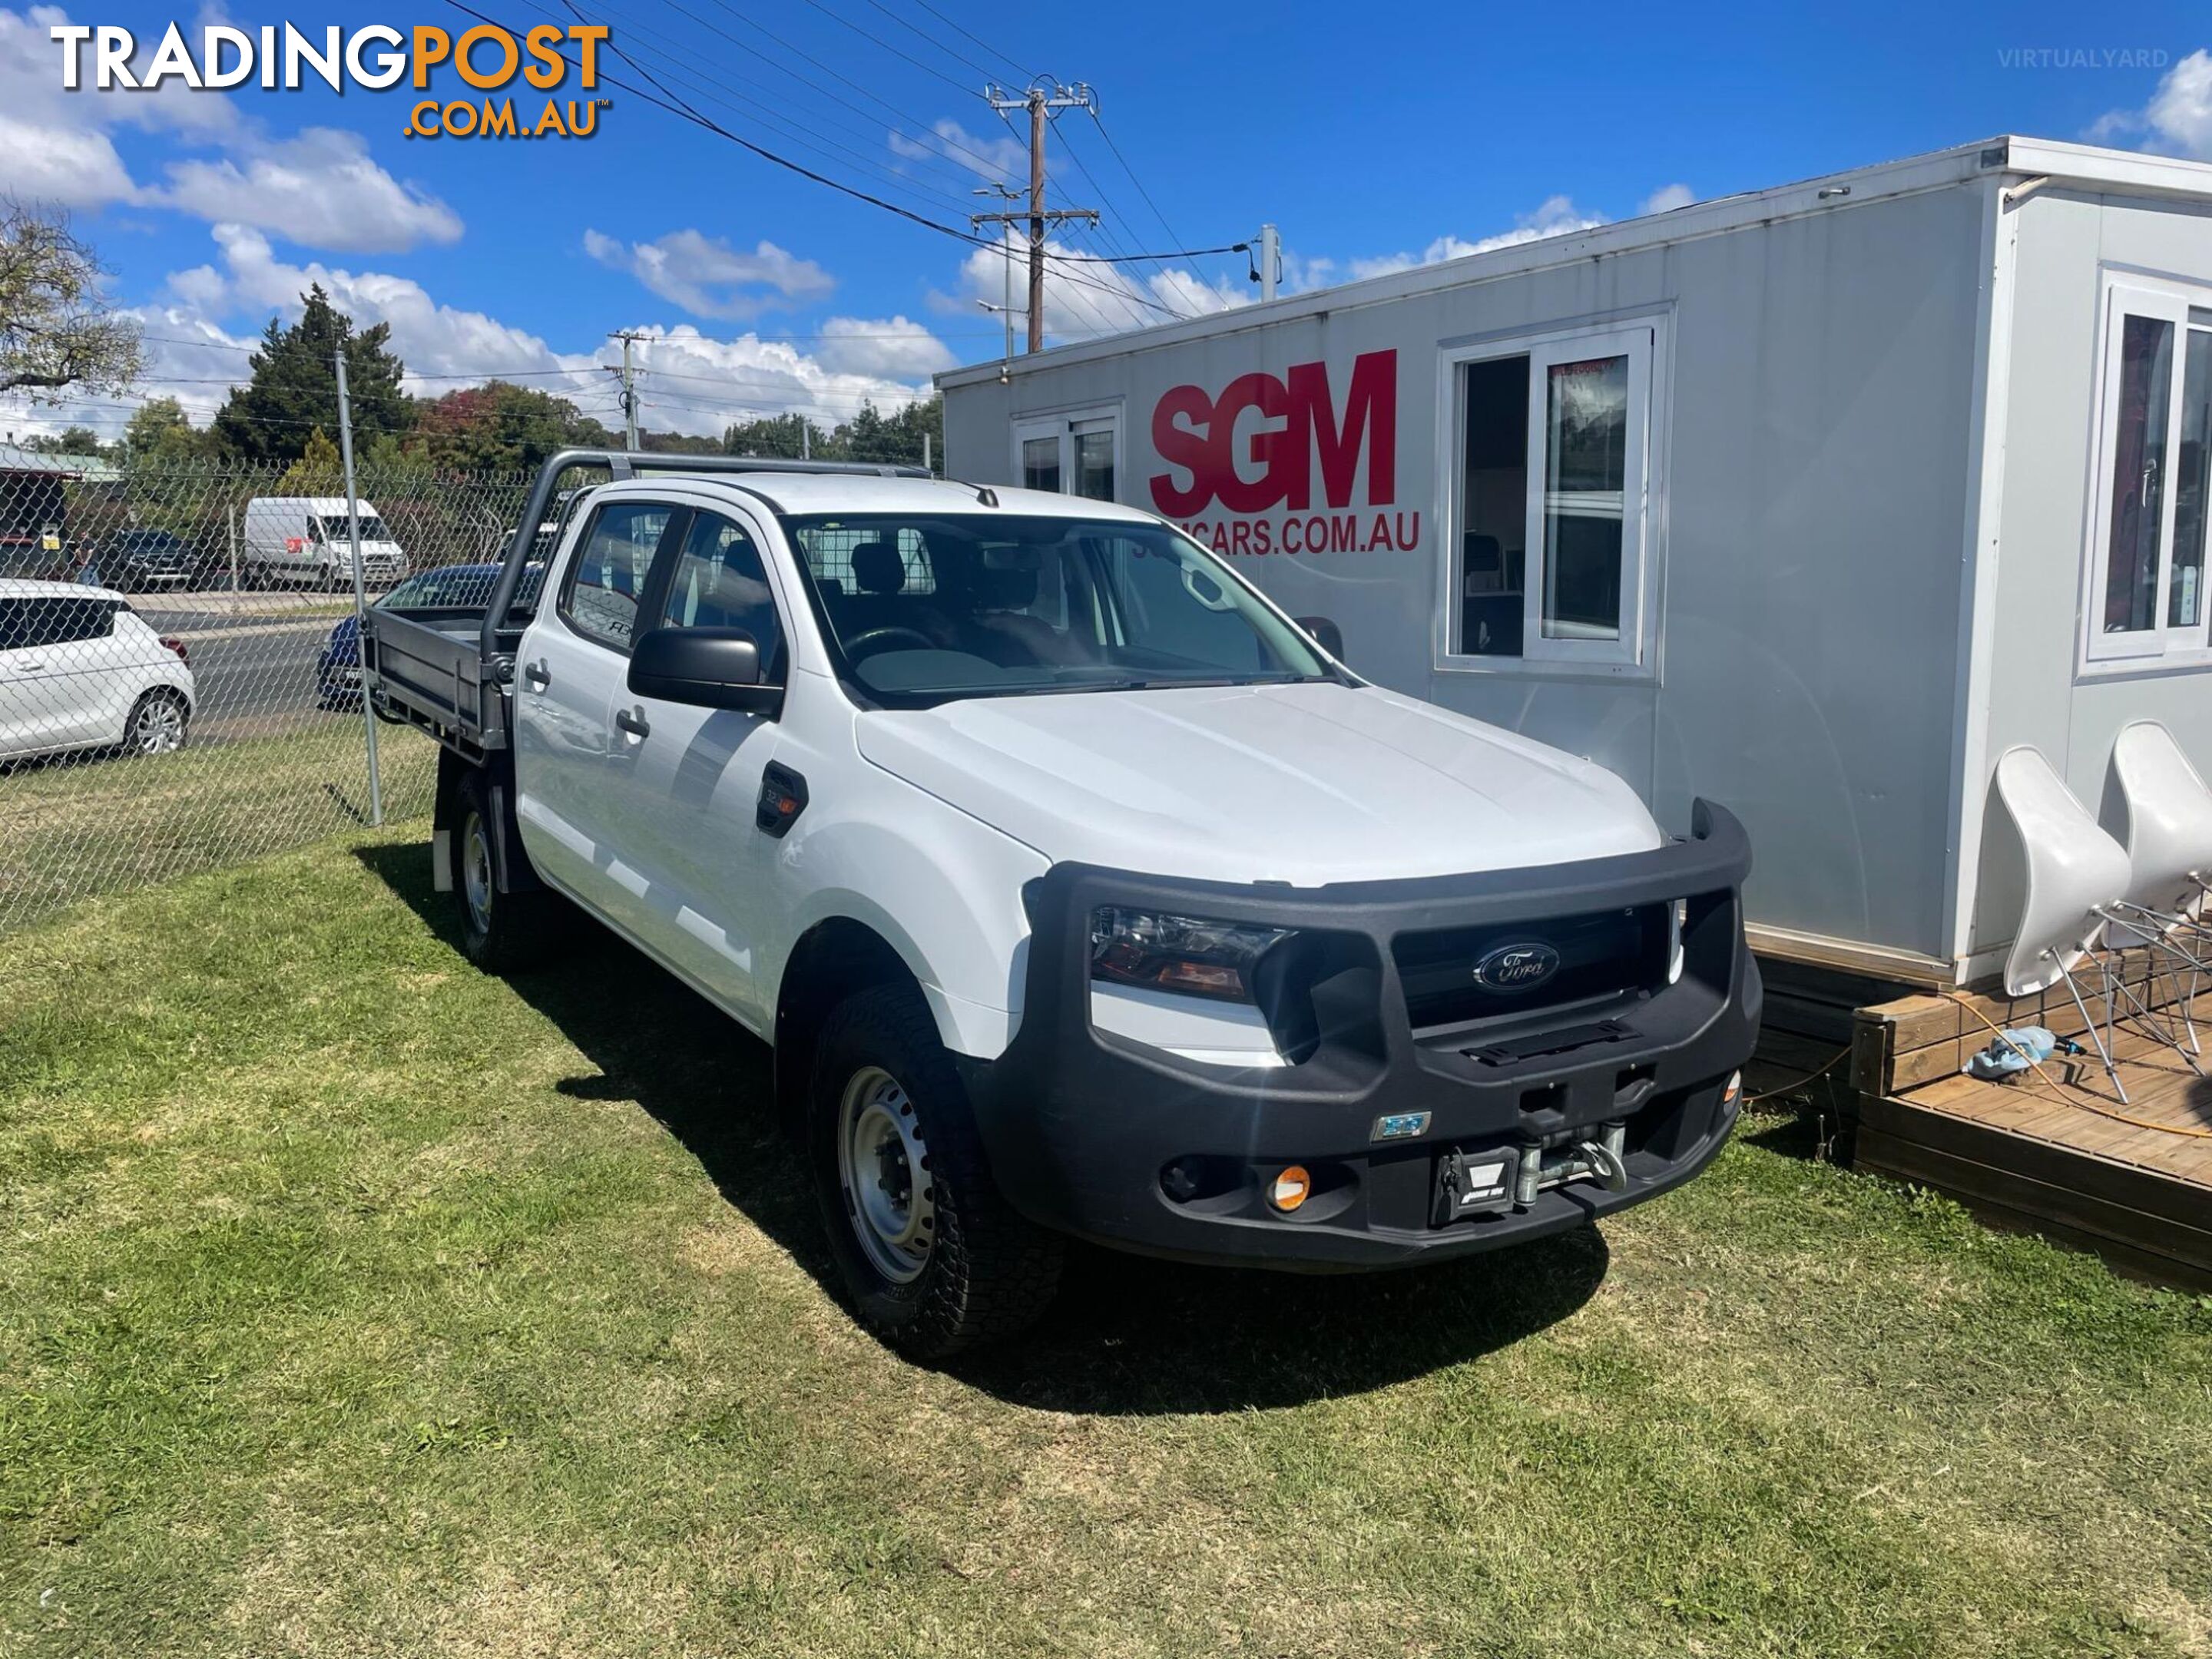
[1512,1121,1631,1206]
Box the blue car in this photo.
[317,562,544,706]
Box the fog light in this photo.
[1267,1164,1312,1212]
[1722,1071,1743,1106]
[1161,1157,1202,1203]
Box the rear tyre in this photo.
[124,689,189,756]
[810,985,1062,1359]
[453,773,566,972]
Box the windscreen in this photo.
[379,564,545,612]
[780,513,1330,704]
[316,514,392,543]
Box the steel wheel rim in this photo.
[462,810,495,937]
[836,1066,935,1284]
[135,698,184,753]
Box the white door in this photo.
[512,496,680,936]
[0,594,124,756]
[606,504,790,1025]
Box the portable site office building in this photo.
[939,135,2212,991]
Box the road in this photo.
[134,597,349,744]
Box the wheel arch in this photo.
[773,914,930,1132]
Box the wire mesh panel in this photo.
[0,455,536,937]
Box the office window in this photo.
[2088,275,2212,669]
[1448,324,1655,669]
[1014,410,1120,502]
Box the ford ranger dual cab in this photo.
[363,451,1760,1359]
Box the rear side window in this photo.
[0,596,115,651]
[561,502,676,651]
[656,512,784,677]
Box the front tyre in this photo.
[124,689,189,756]
[453,773,565,972]
[811,985,1062,1359]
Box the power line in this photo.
[896,0,1032,82]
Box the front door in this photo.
[608,503,790,1027]
[512,496,680,936]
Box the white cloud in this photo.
[941,227,1250,346]
[1640,182,1696,215]
[888,117,1024,184]
[813,316,955,379]
[0,5,459,253]
[8,227,948,442]
[156,128,462,253]
[2092,48,2212,158]
[584,228,835,320]
[1346,196,1608,281]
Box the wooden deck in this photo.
[1849,962,2212,1290]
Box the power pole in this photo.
[982,81,1098,352]
[608,330,644,449]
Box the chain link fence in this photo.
[0,452,541,936]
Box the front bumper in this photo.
[959,800,1762,1271]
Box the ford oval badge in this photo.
[1472,941,1561,993]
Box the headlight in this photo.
[1090,909,1292,1003]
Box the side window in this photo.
[58,599,116,645]
[0,600,25,652]
[656,512,785,677]
[561,500,677,652]
[2085,276,2212,668]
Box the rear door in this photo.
[608,501,792,1025]
[0,595,125,754]
[511,495,683,936]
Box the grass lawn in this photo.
[0,723,434,938]
[2,831,2208,1657]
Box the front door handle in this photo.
[615,707,651,740]
[522,658,551,690]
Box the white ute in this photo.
[363,452,1760,1357]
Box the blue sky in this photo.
[6,0,2211,441]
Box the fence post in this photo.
[227,503,239,610]
[333,353,383,826]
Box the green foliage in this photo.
[408,381,614,474]
[275,428,343,496]
[122,397,222,463]
[19,425,108,456]
[213,285,412,465]
[0,199,141,399]
[720,396,942,469]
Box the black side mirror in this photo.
[628,626,782,715]
[1294,614,1345,660]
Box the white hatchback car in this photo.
[0,579,197,762]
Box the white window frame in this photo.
[1011,405,1123,503]
[2081,269,2212,676]
[1434,316,1666,679]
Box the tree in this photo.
[411,381,613,473]
[214,285,411,465]
[124,396,221,462]
[275,428,343,496]
[22,425,108,456]
[720,412,822,460]
[0,200,141,399]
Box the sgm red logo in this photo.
[1148,349,1419,557]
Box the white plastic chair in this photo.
[1993,746,2135,1099]
[2101,720,2212,1051]
[2110,720,2212,927]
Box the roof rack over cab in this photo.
[480,448,933,662]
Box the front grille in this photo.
[1393,904,1671,1031]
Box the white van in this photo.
[241,497,408,590]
